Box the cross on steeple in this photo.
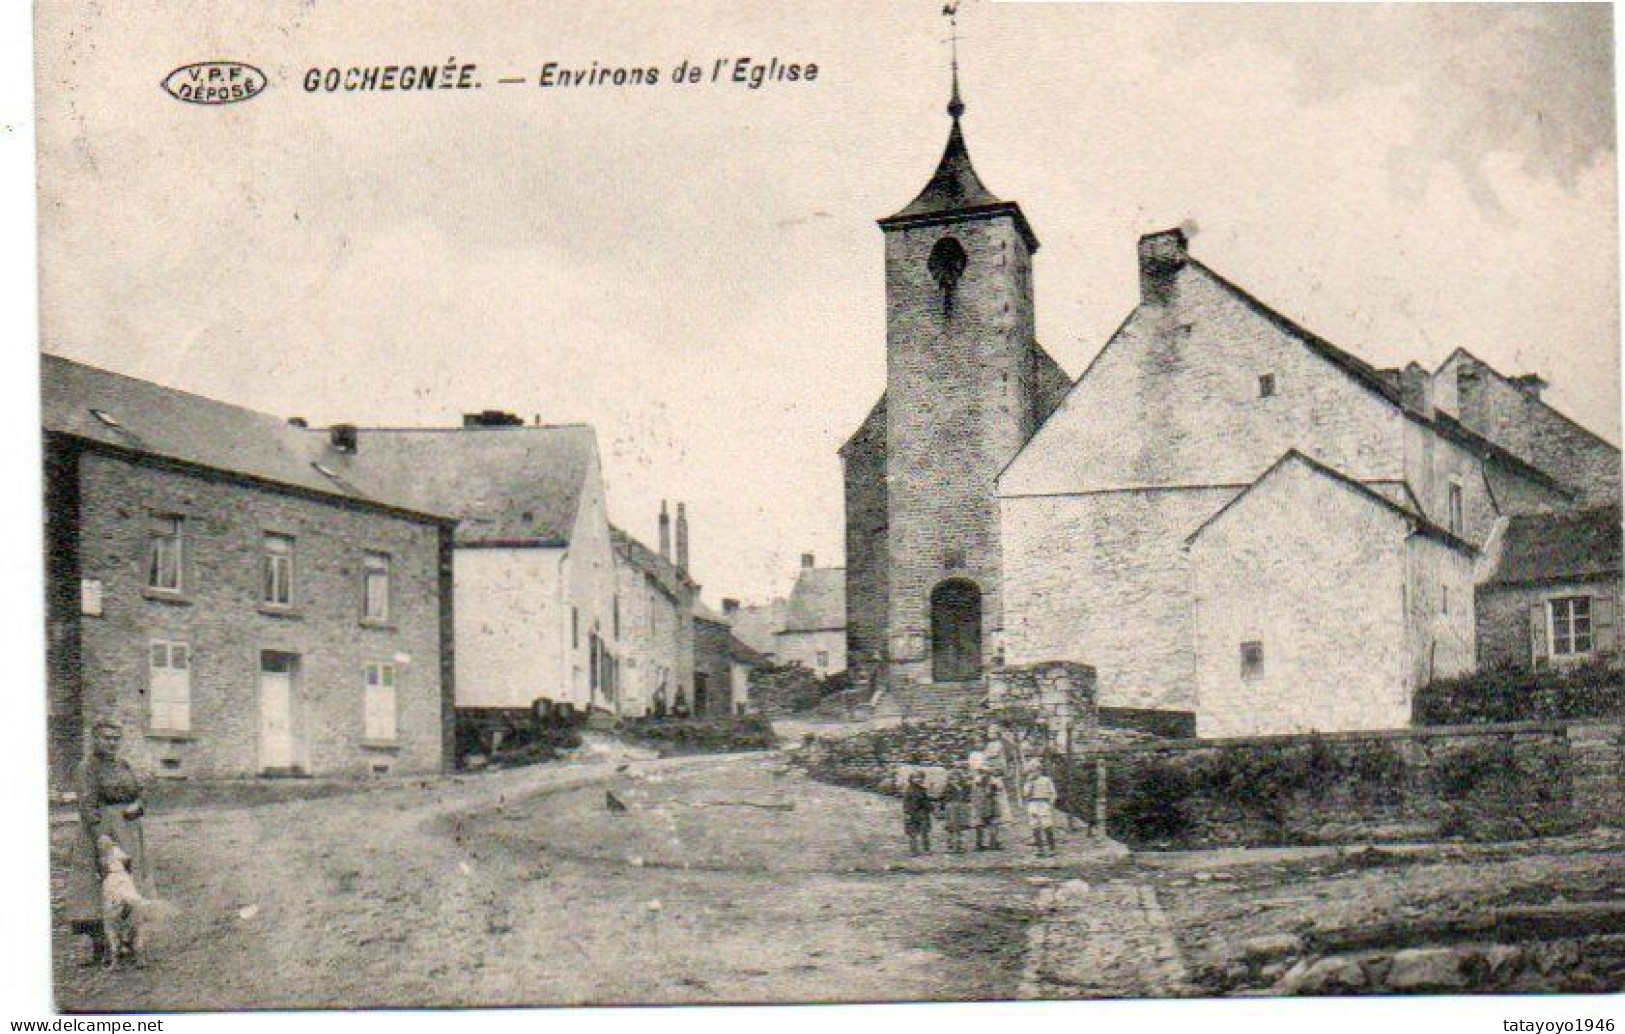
[943,2,965,118]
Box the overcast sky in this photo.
[37,1,1619,605]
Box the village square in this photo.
[32,1,1625,1013]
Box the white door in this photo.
[259,667,294,771]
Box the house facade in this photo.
[998,229,1575,734]
[611,522,697,718]
[342,416,622,729]
[693,604,764,716]
[775,553,847,676]
[1476,505,1622,671]
[44,356,455,785]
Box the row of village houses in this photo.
[42,356,767,785]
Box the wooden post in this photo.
[1094,758,1107,838]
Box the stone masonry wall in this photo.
[1438,352,1622,508]
[883,213,1040,684]
[842,400,887,681]
[1477,577,1624,671]
[73,450,447,780]
[1083,721,1613,848]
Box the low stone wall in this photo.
[1079,721,1623,849]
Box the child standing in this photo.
[1024,760,1060,858]
[903,771,934,856]
[971,770,1005,851]
[940,771,972,854]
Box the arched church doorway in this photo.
[930,578,983,683]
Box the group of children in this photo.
[901,727,1063,859]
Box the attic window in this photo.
[89,408,122,428]
[1258,374,1276,398]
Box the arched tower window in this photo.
[927,236,968,316]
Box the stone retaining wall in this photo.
[1080,720,1622,848]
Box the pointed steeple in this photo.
[877,53,1038,251]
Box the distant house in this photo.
[723,597,785,661]
[337,414,622,740]
[43,356,456,785]
[1476,505,1622,671]
[775,553,847,676]
[692,603,767,716]
[611,521,697,718]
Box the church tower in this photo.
[844,55,1064,697]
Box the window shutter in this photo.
[1529,602,1549,669]
[1593,592,1617,656]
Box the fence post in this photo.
[1094,758,1107,838]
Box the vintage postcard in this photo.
[31,0,1624,1015]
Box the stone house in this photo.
[338,415,624,736]
[774,554,847,676]
[723,597,784,660]
[1434,350,1621,508]
[1186,452,1477,736]
[999,228,1576,734]
[610,521,697,717]
[1476,505,1622,671]
[692,603,766,716]
[43,356,455,785]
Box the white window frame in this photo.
[1549,596,1595,658]
[362,552,391,621]
[148,638,191,732]
[364,663,398,742]
[148,516,184,592]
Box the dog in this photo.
[98,835,153,969]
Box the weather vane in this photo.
[942,1,966,117]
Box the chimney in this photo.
[1398,362,1434,418]
[722,598,740,616]
[676,502,690,571]
[1510,373,1549,401]
[287,416,308,428]
[462,410,523,428]
[1138,228,1188,304]
[658,501,671,561]
[801,552,815,570]
[329,423,358,453]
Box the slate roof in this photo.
[41,355,450,523]
[1482,505,1623,588]
[782,566,847,633]
[611,525,694,598]
[877,115,1039,251]
[342,425,597,546]
[1185,449,1477,555]
[1187,258,1572,496]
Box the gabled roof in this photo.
[1437,347,1622,453]
[1482,505,1622,588]
[1185,449,1477,555]
[41,355,450,523]
[729,599,786,655]
[340,424,598,546]
[782,566,846,633]
[611,525,695,598]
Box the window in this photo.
[1550,597,1594,657]
[148,639,191,732]
[816,650,829,668]
[1240,641,1265,679]
[1442,586,1450,615]
[1448,480,1464,536]
[262,533,294,606]
[362,552,390,621]
[1258,374,1276,398]
[572,607,579,649]
[364,663,397,741]
[613,595,621,640]
[147,516,183,592]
